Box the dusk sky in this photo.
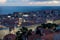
[0,0,60,6]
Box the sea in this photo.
[0,6,60,14]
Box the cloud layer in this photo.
[31,0,52,2]
[0,0,6,4]
[29,1,59,4]
[0,0,60,6]
[31,0,60,1]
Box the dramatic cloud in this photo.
[0,0,7,4]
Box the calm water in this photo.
[0,6,60,14]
